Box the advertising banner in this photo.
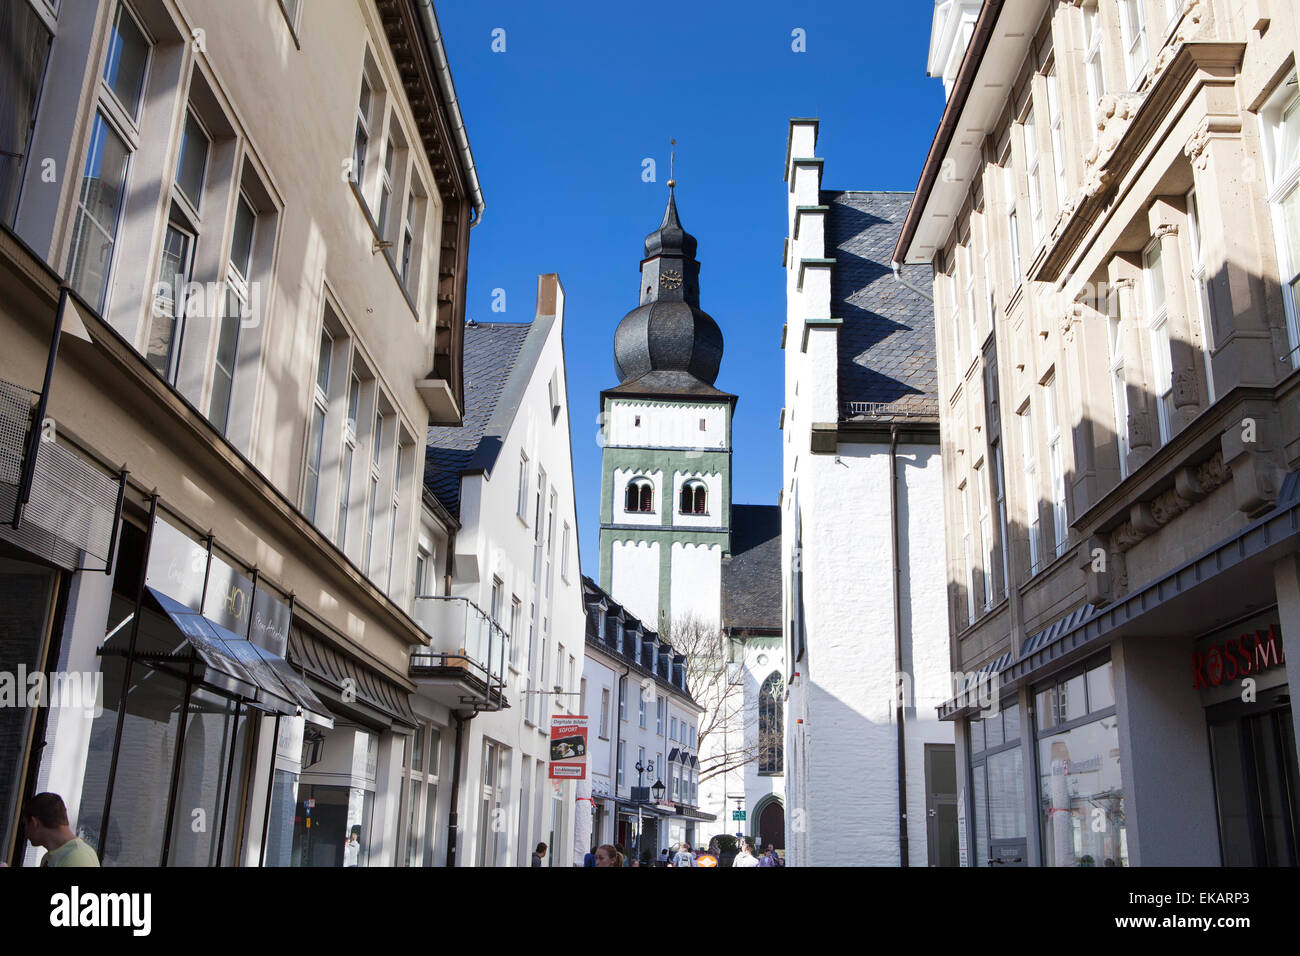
[549,714,588,779]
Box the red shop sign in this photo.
[1192,625,1286,689]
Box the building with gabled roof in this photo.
[407,274,585,866]
[781,120,955,867]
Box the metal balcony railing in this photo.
[411,595,509,709]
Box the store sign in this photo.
[1192,625,1286,689]
[549,715,589,779]
[145,517,207,611]
[250,586,292,655]
[204,553,255,635]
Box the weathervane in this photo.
[669,137,676,189]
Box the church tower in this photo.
[598,187,736,634]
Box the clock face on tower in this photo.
[660,269,683,290]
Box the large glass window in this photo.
[1144,241,1172,444]
[1186,188,1216,402]
[147,223,194,380]
[1119,0,1149,88]
[1023,107,1044,246]
[102,2,149,119]
[0,0,53,225]
[1044,375,1067,557]
[68,113,131,311]
[304,329,331,522]
[174,111,209,211]
[402,724,441,867]
[1020,405,1041,574]
[968,701,1026,866]
[1035,658,1126,867]
[1083,5,1105,144]
[1261,77,1300,367]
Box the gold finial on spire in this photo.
[668,137,676,188]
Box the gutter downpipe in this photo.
[415,0,486,227]
[891,262,934,303]
[890,424,909,867]
[445,710,471,866]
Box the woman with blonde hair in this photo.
[594,844,623,867]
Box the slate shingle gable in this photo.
[424,321,531,517]
[823,190,937,421]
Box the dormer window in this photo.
[625,477,654,513]
[679,480,707,516]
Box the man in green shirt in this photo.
[21,793,99,867]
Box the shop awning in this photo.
[289,623,417,729]
[147,588,333,726]
[939,472,1300,720]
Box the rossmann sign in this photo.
[1193,624,1286,689]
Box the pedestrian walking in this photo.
[532,842,547,867]
[671,841,694,867]
[20,793,99,867]
[732,839,759,867]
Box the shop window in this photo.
[968,701,1026,867]
[401,724,441,867]
[1033,658,1126,866]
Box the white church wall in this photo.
[612,466,664,527]
[611,539,661,627]
[668,542,721,630]
[606,399,729,451]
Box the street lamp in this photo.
[634,760,654,862]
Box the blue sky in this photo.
[436,1,943,576]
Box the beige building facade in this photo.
[899,0,1300,865]
[0,0,484,866]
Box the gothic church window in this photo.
[759,671,785,775]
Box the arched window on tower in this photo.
[625,477,654,514]
[679,479,708,515]
[759,671,785,775]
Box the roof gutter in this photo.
[892,0,1006,266]
[415,0,486,227]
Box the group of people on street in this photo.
[583,838,784,867]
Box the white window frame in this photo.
[980,213,995,334]
[961,239,977,350]
[1044,375,1068,557]
[960,480,976,624]
[1144,239,1173,446]
[1023,106,1044,246]
[1186,187,1216,403]
[1260,76,1300,367]
[1119,0,1149,89]
[366,407,384,576]
[1083,5,1106,141]
[1020,405,1041,573]
[1046,65,1066,209]
[338,371,360,549]
[599,688,610,739]
[304,328,332,523]
[993,441,1010,599]
[976,461,994,610]
[1108,309,1131,479]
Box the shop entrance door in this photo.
[925,744,960,866]
[1207,687,1300,866]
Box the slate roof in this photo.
[580,575,698,707]
[425,321,530,518]
[722,504,782,632]
[823,191,938,422]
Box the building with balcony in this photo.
[417,274,584,866]
[577,575,708,863]
[596,187,785,849]
[0,0,481,867]
[897,0,1300,866]
[780,121,956,867]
